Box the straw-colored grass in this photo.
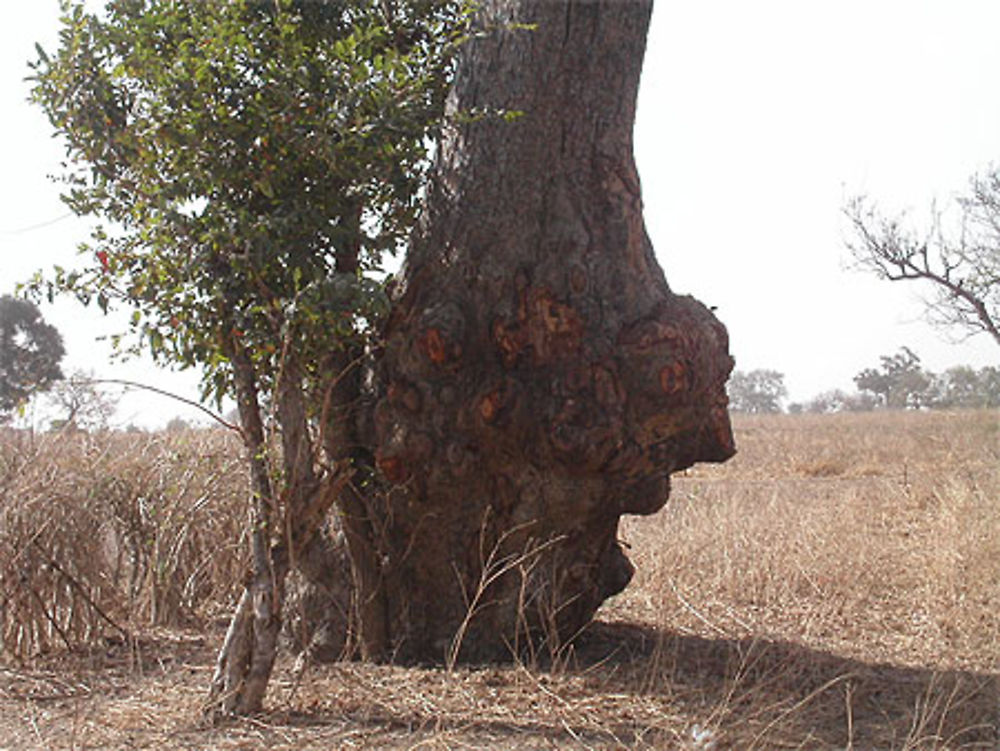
[1,410,997,749]
[615,410,999,674]
[0,428,247,659]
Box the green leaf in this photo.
[27,0,471,422]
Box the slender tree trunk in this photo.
[367,0,735,661]
[207,336,285,717]
[322,343,388,660]
[320,201,391,660]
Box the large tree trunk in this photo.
[364,0,735,662]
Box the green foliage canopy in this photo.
[28,0,466,404]
[0,295,65,421]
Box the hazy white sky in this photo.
[636,1,999,400]
[2,2,998,427]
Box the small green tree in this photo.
[979,366,1000,406]
[28,0,467,715]
[854,347,931,409]
[30,0,462,394]
[0,295,65,422]
[727,369,787,414]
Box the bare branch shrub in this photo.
[845,166,1000,346]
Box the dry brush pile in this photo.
[0,428,248,660]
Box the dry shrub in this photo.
[0,428,248,660]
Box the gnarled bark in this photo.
[360,0,735,662]
[226,0,736,686]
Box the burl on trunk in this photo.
[345,0,735,662]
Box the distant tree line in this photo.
[729,348,999,415]
[727,369,787,413]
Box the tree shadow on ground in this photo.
[564,619,999,749]
[209,620,998,749]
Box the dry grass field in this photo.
[0,410,997,749]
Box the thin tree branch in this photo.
[844,182,1000,348]
[81,378,241,433]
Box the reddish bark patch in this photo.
[420,328,449,365]
[529,291,583,362]
[376,453,408,485]
[479,389,503,423]
[494,288,584,365]
[492,320,527,367]
[658,360,689,396]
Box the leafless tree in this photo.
[844,166,1000,347]
[47,370,115,431]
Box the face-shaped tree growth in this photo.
[30,0,735,715]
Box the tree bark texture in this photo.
[368,0,735,662]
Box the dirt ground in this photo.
[1,621,996,749]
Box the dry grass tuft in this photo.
[0,428,247,660]
[1,410,998,749]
